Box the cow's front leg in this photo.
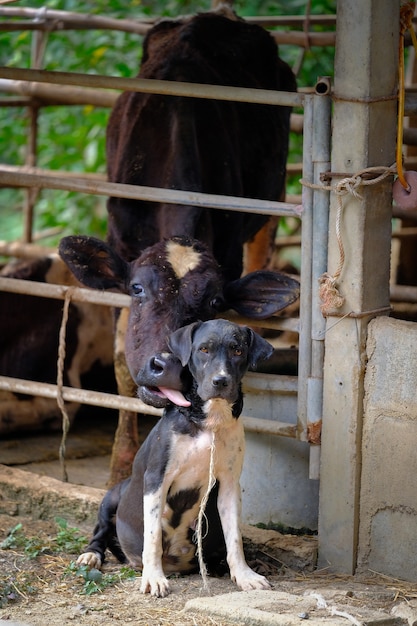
[218,477,271,591]
[140,490,170,597]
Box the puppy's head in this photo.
[168,319,274,406]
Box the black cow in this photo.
[106,10,296,282]
[59,10,298,483]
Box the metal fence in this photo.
[0,8,333,470]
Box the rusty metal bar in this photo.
[0,80,305,137]
[0,7,336,29]
[0,276,130,308]
[0,7,152,35]
[0,376,162,416]
[0,276,299,332]
[0,240,56,258]
[0,66,305,108]
[0,375,297,437]
[0,165,302,219]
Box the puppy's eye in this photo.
[131,283,145,298]
[199,346,209,354]
[233,348,243,356]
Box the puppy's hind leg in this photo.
[77,482,126,570]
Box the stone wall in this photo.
[357,316,417,580]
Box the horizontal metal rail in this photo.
[0,276,300,333]
[0,39,304,442]
[0,7,336,31]
[0,66,305,108]
[0,164,302,218]
[0,375,297,437]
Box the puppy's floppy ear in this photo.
[246,328,274,369]
[168,321,201,367]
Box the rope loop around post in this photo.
[300,163,396,317]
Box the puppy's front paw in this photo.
[76,551,102,569]
[234,568,271,591]
[140,567,170,597]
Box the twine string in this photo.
[195,432,216,593]
[300,164,396,316]
[57,287,75,483]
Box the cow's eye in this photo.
[131,283,145,298]
[210,296,225,311]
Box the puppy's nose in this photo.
[212,375,229,388]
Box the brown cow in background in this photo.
[0,255,115,435]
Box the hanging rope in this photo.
[195,432,216,593]
[301,165,396,316]
[57,286,75,483]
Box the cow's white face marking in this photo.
[166,241,201,279]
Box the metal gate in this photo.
[0,8,332,490]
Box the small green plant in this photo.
[0,574,37,608]
[65,561,137,595]
[53,517,88,554]
[0,518,88,558]
[0,523,50,558]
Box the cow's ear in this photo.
[168,321,201,367]
[59,236,129,291]
[223,270,299,320]
[245,327,274,369]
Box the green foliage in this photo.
[0,572,37,608]
[0,517,87,557]
[54,517,89,553]
[65,561,137,595]
[0,0,335,245]
[0,517,135,605]
[0,522,52,558]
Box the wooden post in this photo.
[318,0,399,572]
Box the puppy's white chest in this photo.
[167,430,214,486]
[168,419,244,489]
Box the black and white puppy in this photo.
[77,318,274,597]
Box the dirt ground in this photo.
[1,513,417,626]
[1,415,416,625]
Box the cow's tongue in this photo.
[158,387,191,407]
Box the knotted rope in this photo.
[301,164,396,316]
[57,287,75,482]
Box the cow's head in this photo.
[59,235,299,408]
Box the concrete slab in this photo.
[184,589,406,625]
[0,464,105,527]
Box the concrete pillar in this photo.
[318,0,399,572]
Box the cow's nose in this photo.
[212,375,229,388]
[150,355,166,375]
